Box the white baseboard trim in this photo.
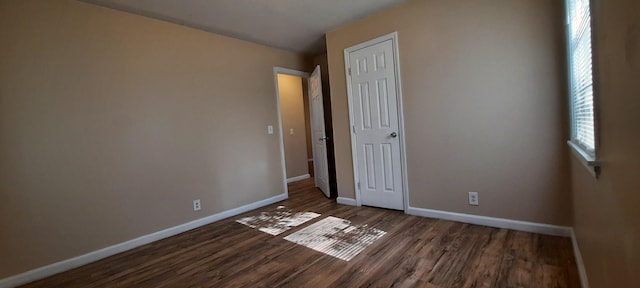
[0,193,288,288]
[286,174,310,183]
[336,197,357,206]
[406,206,572,237]
[570,228,590,288]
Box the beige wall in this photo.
[570,0,640,286]
[326,0,571,224]
[0,0,306,278]
[277,74,309,178]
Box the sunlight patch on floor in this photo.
[284,216,386,261]
[236,206,320,235]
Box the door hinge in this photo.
[357,182,360,190]
[348,67,351,76]
[352,125,356,134]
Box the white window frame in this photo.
[565,0,600,177]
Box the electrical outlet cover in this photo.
[468,192,479,206]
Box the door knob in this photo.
[390,132,397,138]
[319,136,329,141]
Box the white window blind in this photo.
[567,0,596,153]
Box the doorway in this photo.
[274,67,336,198]
[344,32,408,211]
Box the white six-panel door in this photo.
[347,38,404,210]
[309,65,331,197]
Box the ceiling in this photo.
[82,0,406,56]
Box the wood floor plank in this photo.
[19,178,579,288]
[428,224,492,287]
[461,228,509,288]
[327,216,420,287]
[369,220,463,287]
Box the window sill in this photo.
[567,141,600,178]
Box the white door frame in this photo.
[273,67,310,198]
[343,32,410,212]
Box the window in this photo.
[566,0,598,168]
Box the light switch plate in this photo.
[268,125,274,135]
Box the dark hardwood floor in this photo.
[21,178,579,287]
